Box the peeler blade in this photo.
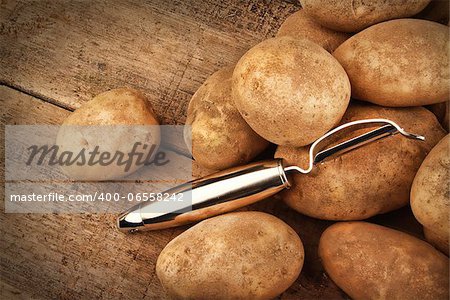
[284,119,425,174]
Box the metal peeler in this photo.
[117,118,424,233]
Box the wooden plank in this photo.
[0,0,299,125]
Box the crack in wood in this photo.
[1,80,75,112]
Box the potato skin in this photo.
[156,212,304,300]
[232,36,350,147]
[275,103,446,220]
[333,19,449,107]
[319,222,449,300]
[300,0,431,32]
[276,10,350,52]
[185,67,268,170]
[56,88,160,180]
[424,227,449,256]
[411,135,449,255]
[63,88,159,126]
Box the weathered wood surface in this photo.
[0,0,298,125]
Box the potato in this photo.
[276,10,350,52]
[275,102,446,220]
[319,222,449,300]
[56,88,160,180]
[184,67,268,170]
[300,0,431,32]
[232,36,350,147]
[156,212,304,300]
[411,135,449,255]
[424,227,449,256]
[333,19,449,107]
[427,101,449,132]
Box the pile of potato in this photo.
[57,0,448,299]
[163,1,449,299]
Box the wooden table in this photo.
[0,1,424,299]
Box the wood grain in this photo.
[0,0,299,125]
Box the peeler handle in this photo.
[117,159,291,232]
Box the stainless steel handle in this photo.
[117,118,425,233]
[117,159,290,232]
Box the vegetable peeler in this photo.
[117,118,424,233]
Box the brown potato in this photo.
[184,67,268,170]
[56,88,160,180]
[300,0,431,32]
[232,36,350,147]
[156,212,304,300]
[276,10,350,52]
[411,135,449,255]
[275,102,446,220]
[319,222,449,300]
[333,19,449,107]
[424,227,449,256]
